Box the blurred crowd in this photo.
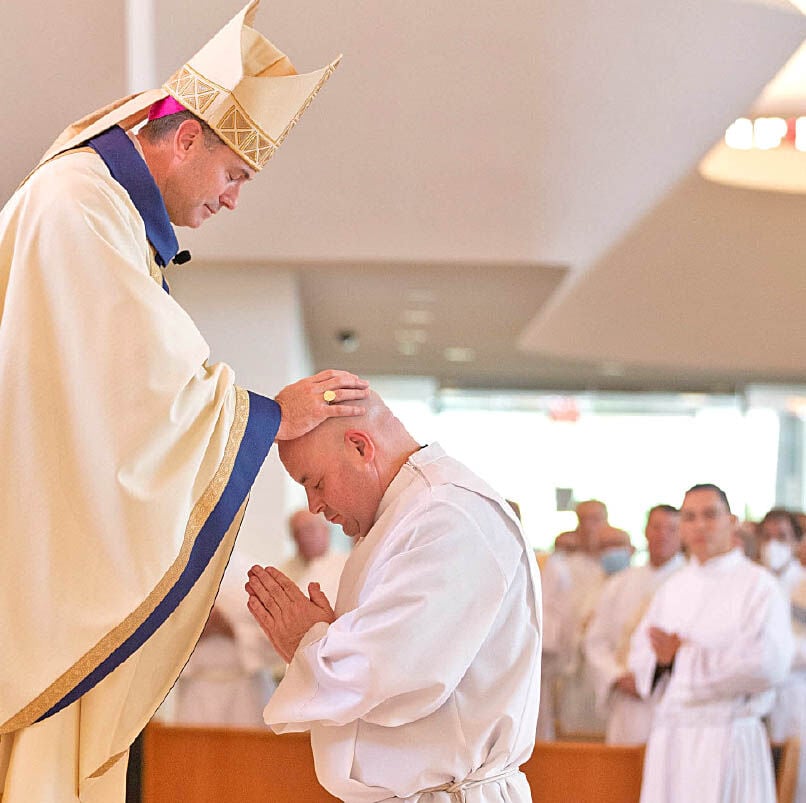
[160,489,806,803]
[536,492,805,802]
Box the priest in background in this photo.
[538,499,629,740]
[585,504,683,744]
[762,509,806,803]
[629,484,793,803]
[758,509,804,594]
[280,510,348,610]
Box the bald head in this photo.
[575,500,609,552]
[304,391,394,439]
[278,391,420,539]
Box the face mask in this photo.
[601,547,632,575]
[761,540,792,573]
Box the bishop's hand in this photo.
[274,369,369,441]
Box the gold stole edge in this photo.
[1,387,251,734]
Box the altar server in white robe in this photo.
[538,500,625,739]
[773,577,806,803]
[759,509,805,595]
[762,509,806,803]
[629,484,793,803]
[0,5,366,802]
[246,392,542,803]
[585,504,684,744]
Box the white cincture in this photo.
[419,766,520,801]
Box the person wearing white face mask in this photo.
[586,505,684,745]
[758,509,804,593]
[762,509,806,803]
[537,500,630,740]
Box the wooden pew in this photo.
[773,737,801,803]
[141,723,338,803]
[140,725,797,803]
[522,738,799,803]
[522,740,644,803]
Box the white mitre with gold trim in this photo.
[36,0,341,172]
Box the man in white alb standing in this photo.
[538,500,628,739]
[629,484,793,803]
[585,504,683,744]
[760,509,806,803]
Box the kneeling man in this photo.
[247,393,542,802]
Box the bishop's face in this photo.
[679,489,735,564]
[162,136,254,228]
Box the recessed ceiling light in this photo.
[401,309,434,326]
[700,40,806,193]
[395,329,428,344]
[397,341,420,356]
[444,347,476,363]
[405,289,437,305]
[599,362,624,377]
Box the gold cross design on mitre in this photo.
[217,106,276,169]
[165,67,219,116]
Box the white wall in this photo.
[164,263,311,565]
[0,1,126,201]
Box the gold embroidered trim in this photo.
[148,249,163,286]
[273,62,339,152]
[216,104,276,171]
[164,61,338,171]
[89,749,128,779]
[0,388,251,734]
[164,65,222,116]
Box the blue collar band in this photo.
[87,126,179,268]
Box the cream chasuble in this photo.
[584,555,684,745]
[264,444,542,803]
[170,550,279,728]
[628,549,793,803]
[0,129,280,801]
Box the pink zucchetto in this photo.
[147,96,188,121]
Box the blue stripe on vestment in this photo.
[87,125,179,270]
[37,391,280,721]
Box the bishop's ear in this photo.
[344,430,374,462]
[173,118,204,160]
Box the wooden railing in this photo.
[141,723,337,803]
[524,740,644,802]
[139,724,798,803]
